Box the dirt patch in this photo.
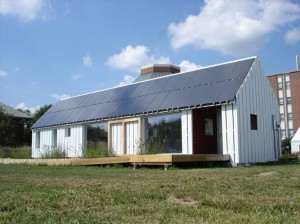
[256,172,277,177]
[167,195,198,208]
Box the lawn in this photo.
[0,162,299,223]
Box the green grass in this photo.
[0,162,300,223]
[0,146,31,159]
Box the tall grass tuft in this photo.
[84,141,114,158]
[41,146,67,159]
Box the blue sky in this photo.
[0,0,300,113]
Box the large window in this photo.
[87,123,108,143]
[145,113,182,154]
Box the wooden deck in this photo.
[0,154,230,169]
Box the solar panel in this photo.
[32,58,255,128]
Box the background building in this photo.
[267,56,300,139]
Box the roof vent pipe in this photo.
[296,55,300,70]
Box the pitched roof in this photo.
[0,101,32,119]
[33,57,255,129]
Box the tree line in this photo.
[0,104,52,146]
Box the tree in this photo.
[31,104,52,126]
[281,137,292,155]
[0,107,15,146]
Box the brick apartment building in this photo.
[267,56,300,139]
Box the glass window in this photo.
[288,113,293,120]
[36,131,40,148]
[280,114,285,121]
[87,123,108,143]
[205,119,214,136]
[281,130,286,139]
[146,113,182,154]
[250,114,257,130]
[65,128,71,137]
[286,97,292,104]
[286,81,290,90]
[52,129,57,146]
[279,98,284,105]
[288,129,294,137]
[278,82,283,90]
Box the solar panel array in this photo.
[33,58,255,128]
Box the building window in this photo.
[286,81,290,90]
[250,114,257,130]
[146,113,182,153]
[286,97,292,104]
[65,128,71,137]
[280,114,285,121]
[36,131,40,149]
[205,119,214,136]
[278,98,284,105]
[281,130,286,139]
[278,82,283,90]
[288,129,294,137]
[52,129,57,146]
[87,122,108,143]
[288,113,293,120]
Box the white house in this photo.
[291,127,300,153]
[32,57,281,165]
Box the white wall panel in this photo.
[126,121,139,154]
[31,125,85,158]
[235,58,280,163]
[181,110,193,154]
[111,123,123,155]
[221,104,238,164]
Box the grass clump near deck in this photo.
[84,141,114,158]
[0,162,299,223]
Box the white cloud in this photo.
[117,75,135,87]
[179,60,202,72]
[107,45,170,73]
[0,0,52,21]
[83,54,92,67]
[71,74,82,81]
[0,70,7,77]
[51,93,71,101]
[168,0,300,56]
[285,27,300,45]
[16,102,40,114]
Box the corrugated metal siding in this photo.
[221,104,239,164]
[111,123,123,155]
[236,58,280,163]
[32,125,85,158]
[181,110,193,154]
[126,121,139,154]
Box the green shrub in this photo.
[0,146,31,159]
[84,141,114,158]
[281,137,292,155]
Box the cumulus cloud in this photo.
[71,74,82,81]
[0,0,51,21]
[0,70,7,77]
[179,60,202,72]
[107,45,170,73]
[285,27,300,45]
[16,102,40,114]
[83,54,92,67]
[51,93,71,101]
[168,0,300,56]
[117,75,135,87]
